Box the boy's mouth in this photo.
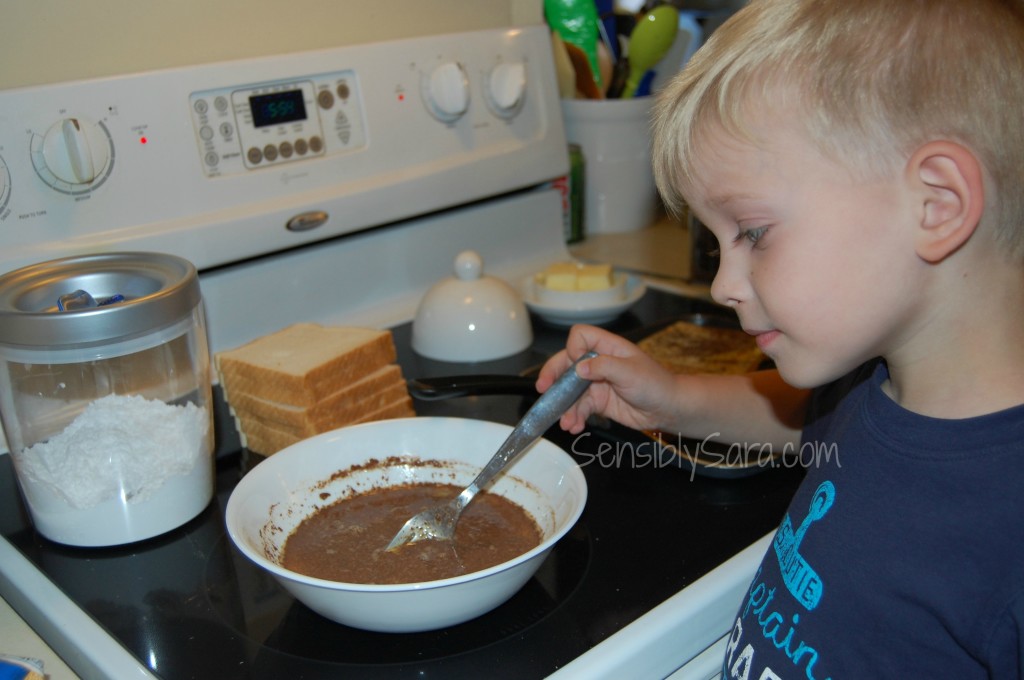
[747,329,781,351]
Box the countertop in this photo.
[0,593,78,679]
[0,216,707,680]
[569,213,712,301]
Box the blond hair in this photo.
[652,0,1024,259]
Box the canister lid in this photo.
[0,252,201,348]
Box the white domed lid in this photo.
[412,250,532,362]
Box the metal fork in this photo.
[385,351,597,551]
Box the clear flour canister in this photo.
[0,252,215,546]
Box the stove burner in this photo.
[203,525,591,667]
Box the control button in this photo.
[219,122,234,138]
[214,96,230,112]
[279,141,294,158]
[309,136,324,153]
[263,144,279,162]
[337,82,350,100]
[199,125,215,141]
[204,151,219,167]
[424,61,469,122]
[294,138,309,155]
[318,89,335,109]
[40,117,111,185]
[193,99,209,115]
[335,111,351,145]
[247,147,263,164]
[487,61,527,117]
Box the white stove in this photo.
[0,26,783,679]
[0,25,571,352]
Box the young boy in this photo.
[537,0,1024,676]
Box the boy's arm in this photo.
[537,325,809,448]
[666,369,809,451]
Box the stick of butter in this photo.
[540,262,614,291]
[542,262,580,291]
[576,263,614,291]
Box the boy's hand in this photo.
[536,324,680,434]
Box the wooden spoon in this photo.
[550,31,578,99]
[565,41,604,99]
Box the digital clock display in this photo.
[249,90,307,128]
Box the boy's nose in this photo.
[709,255,747,308]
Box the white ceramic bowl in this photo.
[412,250,532,362]
[521,272,647,327]
[225,416,587,633]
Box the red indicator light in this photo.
[139,136,148,144]
[397,93,405,102]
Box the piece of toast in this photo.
[638,319,765,375]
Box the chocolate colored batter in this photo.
[282,483,542,584]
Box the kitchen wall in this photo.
[1,0,543,90]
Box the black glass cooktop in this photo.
[0,287,803,679]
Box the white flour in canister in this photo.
[12,393,213,545]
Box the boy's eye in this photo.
[737,226,768,246]
[706,225,768,258]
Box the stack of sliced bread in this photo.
[216,323,415,456]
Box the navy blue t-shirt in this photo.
[722,361,1024,679]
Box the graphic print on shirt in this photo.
[773,481,835,611]
[723,480,837,680]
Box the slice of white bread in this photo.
[233,378,411,439]
[216,323,397,407]
[227,364,404,432]
[240,396,417,456]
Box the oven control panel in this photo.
[189,70,367,177]
[0,26,567,275]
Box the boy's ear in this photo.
[908,141,985,263]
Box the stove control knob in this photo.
[40,117,111,186]
[486,61,526,118]
[424,61,470,123]
[0,155,10,212]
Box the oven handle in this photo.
[406,314,741,401]
[406,374,537,401]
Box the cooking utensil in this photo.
[594,0,619,61]
[544,0,603,92]
[551,31,577,99]
[564,41,604,99]
[622,4,680,98]
[647,10,704,94]
[596,39,615,95]
[605,53,630,99]
[386,351,597,551]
